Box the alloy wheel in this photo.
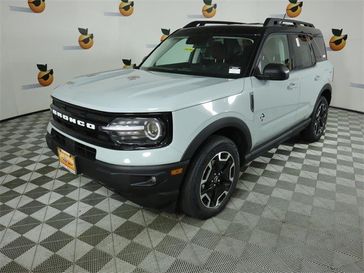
[200,151,236,208]
[314,102,328,137]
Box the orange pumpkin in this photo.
[202,0,217,18]
[329,29,348,51]
[286,0,303,18]
[119,0,134,16]
[78,28,94,50]
[160,29,170,42]
[28,0,45,13]
[37,64,54,87]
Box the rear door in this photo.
[251,33,300,146]
[288,34,318,121]
[308,35,333,116]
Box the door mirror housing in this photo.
[256,63,290,81]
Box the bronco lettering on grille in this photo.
[52,109,96,130]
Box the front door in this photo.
[251,34,300,146]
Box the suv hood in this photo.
[52,69,243,113]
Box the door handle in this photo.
[314,75,321,81]
[287,82,297,90]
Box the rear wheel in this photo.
[180,136,240,219]
[302,96,329,142]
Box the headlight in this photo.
[101,117,168,147]
[145,119,163,140]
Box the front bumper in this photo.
[46,130,189,210]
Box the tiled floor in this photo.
[0,108,363,273]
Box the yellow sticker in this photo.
[184,47,195,52]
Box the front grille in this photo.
[53,98,114,124]
[51,98,117,149]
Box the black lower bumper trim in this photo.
[46,130,188,210]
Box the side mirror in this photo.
[256,63,290,81]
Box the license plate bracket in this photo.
[57,147,77,174]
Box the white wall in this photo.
[0,2,4,118]
[1,0,363,120]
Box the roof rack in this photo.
[264,18,315,28]
[183,21,263,28]
[183,18,314,29]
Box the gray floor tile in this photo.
[0,108,363,273]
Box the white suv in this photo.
[46,18,333,219]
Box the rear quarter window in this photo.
[289,34,316,70]
[312,36,327,62]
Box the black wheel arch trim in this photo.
[309,83,332,118]
[181,117,252,162]
[318,83,332,104]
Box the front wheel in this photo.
[302,96,329,142]
[180,136,240,219]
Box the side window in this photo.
[258,34,290,73]
[290,34,316,69]
[312,36,327,62]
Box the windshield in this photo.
[141,34,258,78]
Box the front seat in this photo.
[209,41,227,63]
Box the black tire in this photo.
[302,96,329,142]
[180,135,240,219]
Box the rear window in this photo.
[312,36,327,62]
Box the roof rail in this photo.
[184,21,247,28]
[264,18,315,28]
